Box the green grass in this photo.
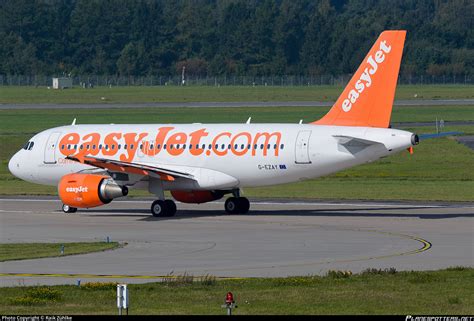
[0,268,472,314]
[1,105,473,135]
[0,84,473,104]
[0,242,120,262]
[0,105,473,201]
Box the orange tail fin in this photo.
[313,30,406,128]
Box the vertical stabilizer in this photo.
[313,30,406,128]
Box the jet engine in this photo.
[58,173,128,208]
[171,190,224,204]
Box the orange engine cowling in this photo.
[58,173,128,208]
[171,190,224,204]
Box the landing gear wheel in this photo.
[164,200,177,217]
[225,197,240,214]
[62,204,77,214]
[151,200,166,217]
[225,197,250,214]
[237,197,250,214]
[151,200,177,217]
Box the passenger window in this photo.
[111,145,115,150]
[163,144,167,149]
[23,142,29,150]
[260,144,264,149]
[130,144,134,149]
[93,145,96,149]
[183,144,186,149]
[150,144,154,150]
[157,144,161,149]
[280,144,284,149]
[61,145,65,150]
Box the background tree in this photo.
[0,0,471,77]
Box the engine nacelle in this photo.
[171,190,224,204]
[58,173,128,208]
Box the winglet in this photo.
[313,30,406,128]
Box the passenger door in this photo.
[44,132,61,164]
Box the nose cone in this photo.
[8,152,21,179]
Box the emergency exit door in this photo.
[295,130,312,164]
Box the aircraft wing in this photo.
[66,155,194,182]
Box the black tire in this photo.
[62,204,77,213]
[237,197,250,214]
[164,199,177,217]
[151,200,166,217]
[225,197,239,214]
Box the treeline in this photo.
[0,0,472,77]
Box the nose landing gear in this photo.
[151,199,177,217]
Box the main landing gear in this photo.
[62,204,77,213]
[151,199,177,217]
[224,197,250,214]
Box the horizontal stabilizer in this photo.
[333,135,383,146]
[333,135,383,154]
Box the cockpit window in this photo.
[22,141,35,151]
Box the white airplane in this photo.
[8,30,456,217]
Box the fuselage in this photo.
[9,123,414,190]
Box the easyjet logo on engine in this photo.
[341,40,392,112]
[58,128,283,162]
[66,186,88,193]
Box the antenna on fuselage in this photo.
[71,118,77,126]
[299,119,303,124]
[246,117,251,124]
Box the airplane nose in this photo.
[8,152,21,178]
